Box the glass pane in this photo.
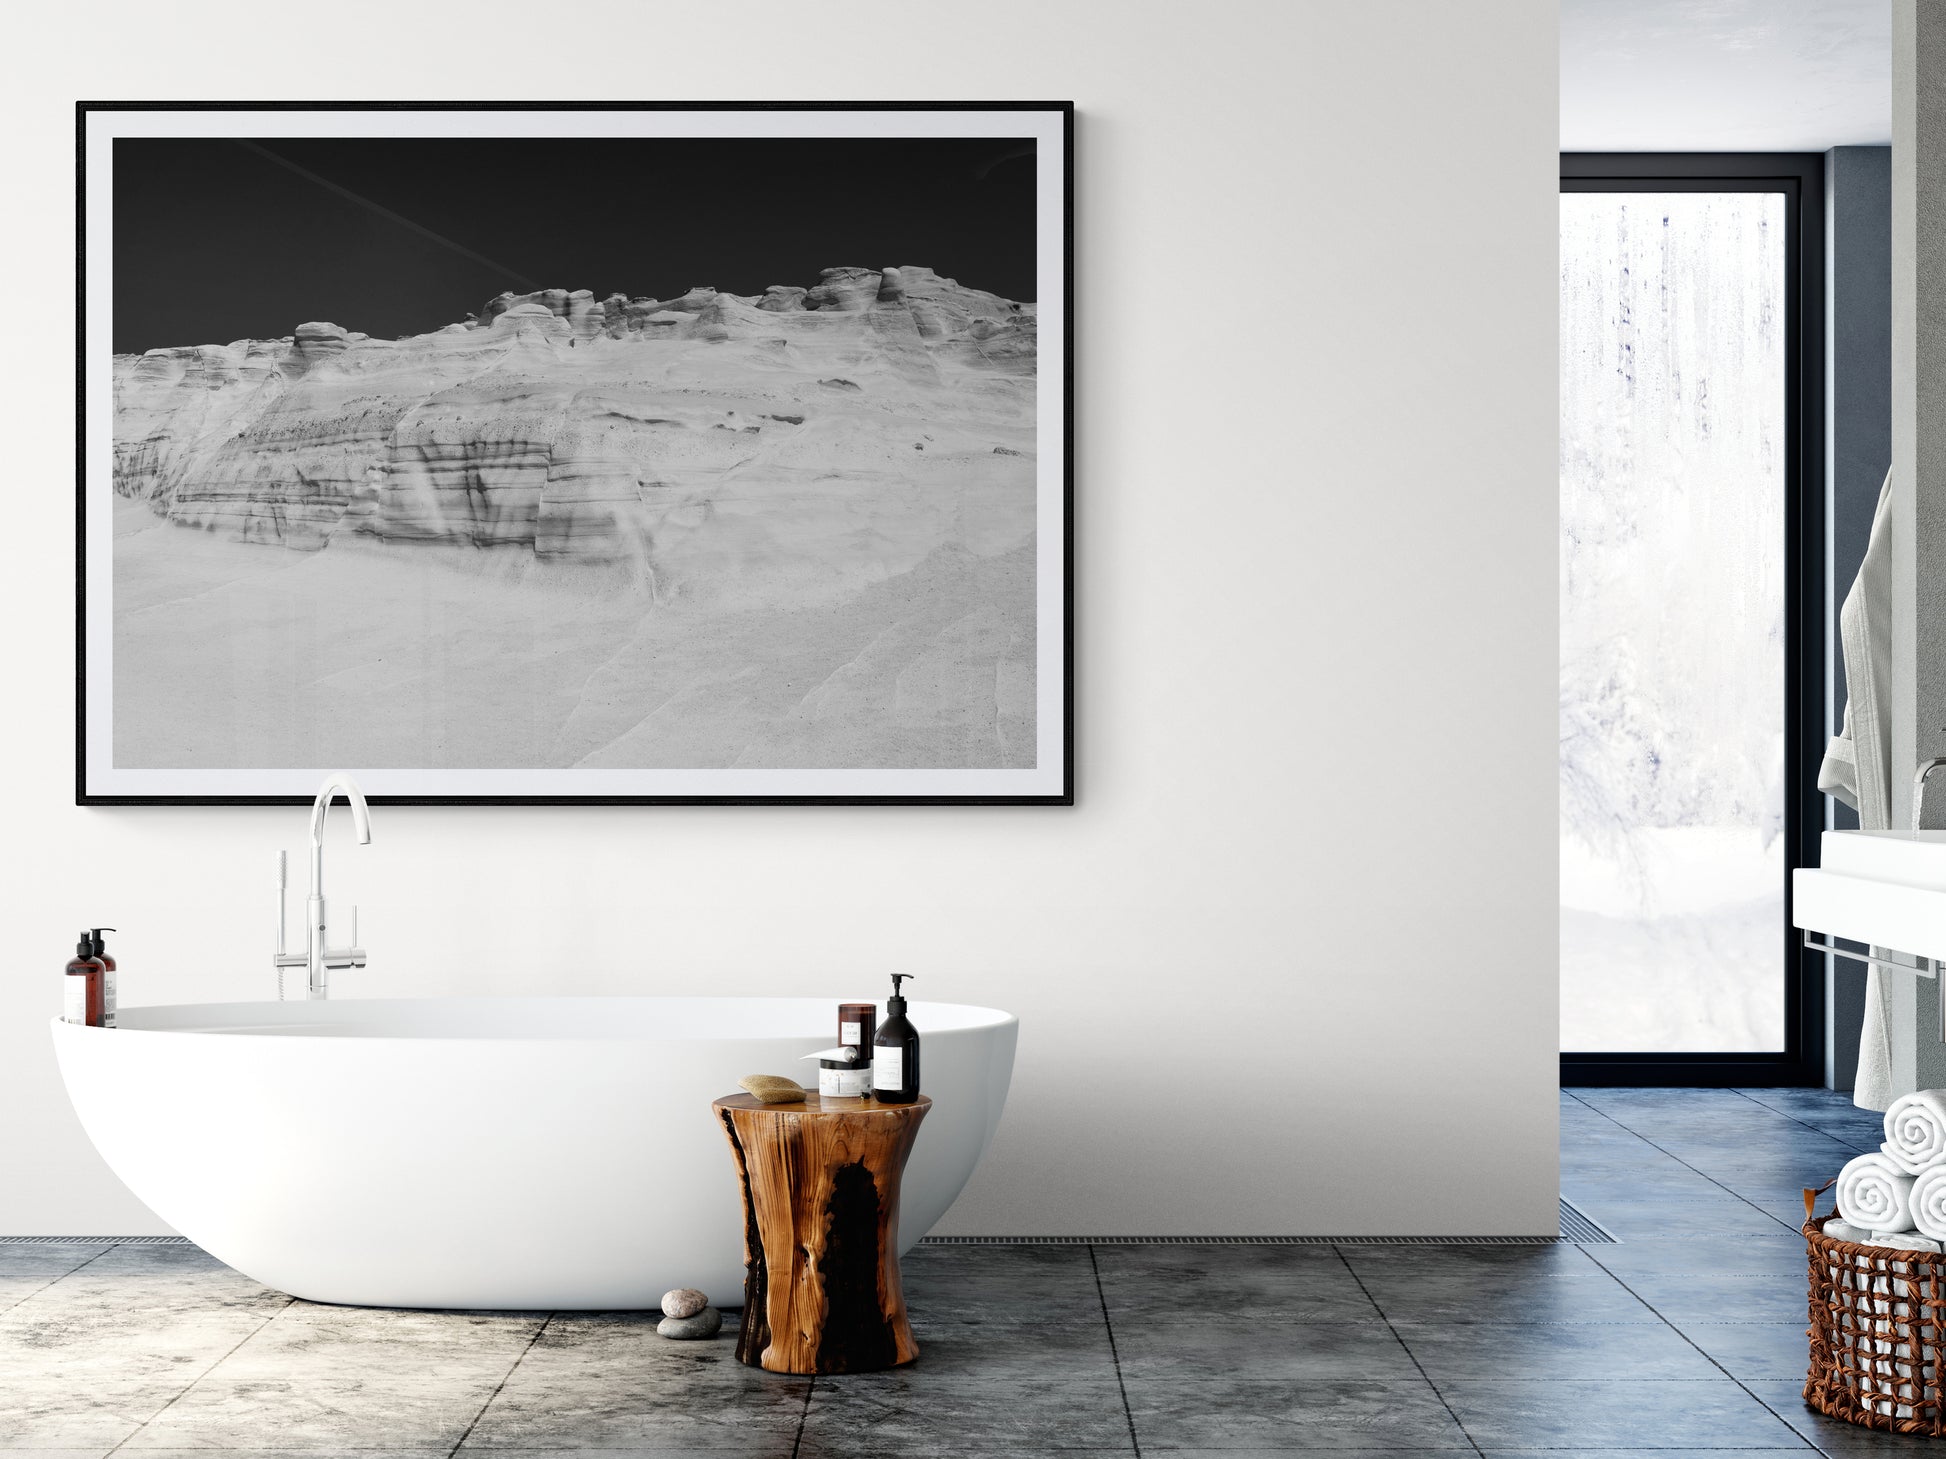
[1559,191,1787,1054]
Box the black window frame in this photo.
[1558,153,1827,1088]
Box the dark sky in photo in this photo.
[111,135,1038,353]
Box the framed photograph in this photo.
[79,102,1071,805]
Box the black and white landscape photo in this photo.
[83,108,1069,802]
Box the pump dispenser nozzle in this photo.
[888,973,915,1013]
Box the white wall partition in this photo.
[0,0,1560,1236]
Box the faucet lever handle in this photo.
[326,902,357,950]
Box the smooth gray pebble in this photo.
[658,1306,723,1339]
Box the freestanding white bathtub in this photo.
[51,997,1017,1310]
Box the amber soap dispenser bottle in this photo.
[872,974,920,1104]
[88,928,118,1029]
[64,932,104,1027]
[839,1002,877,1065]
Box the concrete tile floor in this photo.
[0,1086,1915,1456]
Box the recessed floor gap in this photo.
[923,1200,1614,1246]
[9,1200,1616,1249]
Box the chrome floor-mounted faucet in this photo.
[275,773,372,999]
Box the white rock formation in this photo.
[108,268,1040,771]
[112,266,1035,573]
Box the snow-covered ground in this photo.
[1561,827,1783,1052]
[112,496,1034,771]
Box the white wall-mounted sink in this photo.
[1795,830,1946,962]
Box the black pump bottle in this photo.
[872,974,920,1104]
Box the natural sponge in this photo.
[738,1074,806,1104]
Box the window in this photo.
[1559,156,1824,1085]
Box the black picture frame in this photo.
[1558,152,1827,1087]
[77,101,1074,807]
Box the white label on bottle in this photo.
[820,1064,871,1098]
[874,1046,904,1092]
[103,970,116,1028]
[63,977,86,1025]
[840,1021,862,1045]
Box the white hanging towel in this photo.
[1820,469,1898,1110]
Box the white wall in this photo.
[0,0,1560,1236]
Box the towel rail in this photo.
[1802,931,1940,980]
[1802,932,1946,1042]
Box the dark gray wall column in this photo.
[1914,4,1946,807]
[1896,0,1946,1091]
[1894,0,1946,827]
[1825,145,1893,1091]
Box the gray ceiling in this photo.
[1562,0,1891,151]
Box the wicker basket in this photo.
[1805,1207,1946,1435]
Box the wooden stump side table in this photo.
[713,1091,930,1375]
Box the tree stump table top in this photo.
[714,1092,931,1375]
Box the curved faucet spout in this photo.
[309,774,372,895]
[1917,758,1946,836]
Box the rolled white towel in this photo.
[1884,1089,1946,1172]
[1910,1165,1946,1242]
[1869,1231,1944,1253]
[1837,1151,1918,1232]
[1862,1324,1933,1421]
